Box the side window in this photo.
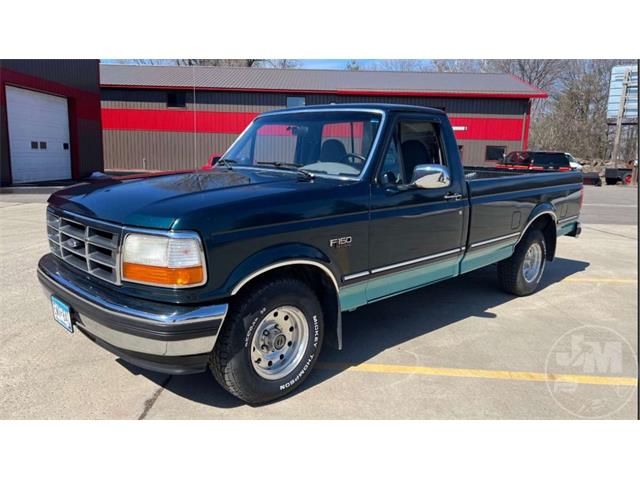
[379,134,403,184]
[379,121,446,185]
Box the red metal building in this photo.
[100,64,547,171]
[0,60,103,185]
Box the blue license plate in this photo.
[51,296,73,333]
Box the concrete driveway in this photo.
[0,185,637,419]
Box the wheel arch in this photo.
[516,206,558,261]
[227,246,342,350]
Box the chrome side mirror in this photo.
[410,164,451,189]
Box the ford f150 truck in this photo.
[38,104,583,404]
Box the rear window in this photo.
[532,153,570,168]
[504,152,531,164]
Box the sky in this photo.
[101,59,434,70]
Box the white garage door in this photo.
[6,86,72,183]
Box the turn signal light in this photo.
[123,263,204,286]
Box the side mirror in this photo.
[201,153,222,170]
[410,164,451,189]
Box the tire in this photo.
[605,178,617,185]
[497,229,546,296]
[209,277,324,404]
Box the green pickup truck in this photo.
[38,104,583,403]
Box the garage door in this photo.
[6,86,72,183]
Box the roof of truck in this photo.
[262,103,447,116]
[100,64,547,99]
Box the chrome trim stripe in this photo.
[38,267,227,326]
[370,248,462,274]
[231,260,340,296]
[470,232,520,249]
[558,215,579,224]
[343,271,370,282]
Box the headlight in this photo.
[122,232,206,288]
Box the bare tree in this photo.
[430,59,485,72]
[175,59,263,67]
[345,60,361,71]
[374,59,428,71]
[261,59,301,69]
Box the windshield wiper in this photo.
[256,161,314,180]
[216,158,238,169]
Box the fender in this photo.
[223,243,343,350]
[517,203,558,260]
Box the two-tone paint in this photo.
[40,104,582,370]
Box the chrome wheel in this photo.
[250,306,309,380]
[522,243,543,283]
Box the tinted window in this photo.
[486,146,506,161]
[532,153,570,168]
[504,151,531,164]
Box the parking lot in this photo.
[0,185,637,419]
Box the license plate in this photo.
[51,296,73,333]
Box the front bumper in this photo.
[37,254,228,374]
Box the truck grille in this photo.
[46,210,122,285]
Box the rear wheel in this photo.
[497,229,546,296]
[209,277,323,404]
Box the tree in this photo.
[374,59,428,71]
[175,59,263,67]
[261,59,301,68]
[345,60,361,71]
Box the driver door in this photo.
[367,115,466,301]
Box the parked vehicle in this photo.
[582,172,602,186]
[605,167,633,185]
[38,104,583,404]
[564,153,583,171]
[497,150,572,172]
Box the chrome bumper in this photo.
[37,255,228,366]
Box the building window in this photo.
[485,145,506,161]
[286,96,305,108]
[167,91,186,108]
[31,141,39,149]
[39,141,47,150]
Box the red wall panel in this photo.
[102,108,525,142]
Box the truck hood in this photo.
[48,168,316,229]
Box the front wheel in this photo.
[209,277,323,404]
[497,229,546,296]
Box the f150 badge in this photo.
[329,236,352,248]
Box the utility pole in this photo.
[610,68,631,168]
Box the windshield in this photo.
[219,111,383,177]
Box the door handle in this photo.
[444,193,462,201]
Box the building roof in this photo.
[100,64,547,99]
